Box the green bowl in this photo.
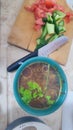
[13,57,68,116]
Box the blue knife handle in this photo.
[7,50,38,72]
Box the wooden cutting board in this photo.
[8,0,73,65]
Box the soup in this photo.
[18,62,62,109]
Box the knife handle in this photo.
[7,50,38,72]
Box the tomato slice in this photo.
[45,0,56,8]
[65,12,73,23]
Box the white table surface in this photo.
[0,0,73,130]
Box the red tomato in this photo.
[45,0,56,8]
[65,12,73,23]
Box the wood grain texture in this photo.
[8,0,36,49]
[8,0,73,65]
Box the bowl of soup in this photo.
[13,57,68,116]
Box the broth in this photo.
[19,62,62,109]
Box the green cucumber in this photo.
[46,22,55,34]
[41,25,47,38]
[58,20,64,26]
[55,10,66,17]
[55,24,59,34]
[46,34,59,43]
[58,26,66,33]
[36,38,46,50]
[52,10,66,21]
[47,14,53,23]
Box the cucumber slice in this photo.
[58,20,64,26]
[52,12,57,18]
[55,10,66,18]
[53,10,66,21]
[58,26,66,33]
[46,23,55,34]
[47,14,53,23]
[46,34,59,43]
[41,25,47,38]
[36,38,41,45]
[35,39,46,50]
[55,24,59,34]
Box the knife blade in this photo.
[7,36,68,72]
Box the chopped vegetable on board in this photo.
[24,0,73,49]
[25,0,66,31]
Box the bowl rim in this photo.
[13,57,68,116]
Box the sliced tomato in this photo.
[65,12,73,23]
[35,18,44,25]
[45,0,56,8]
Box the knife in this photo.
[7,36,68,72]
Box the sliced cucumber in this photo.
[47,14,53,23]
[46,34,59,43]
[58,20,64,26]
[46,23,55,34]
[55,10,66,17]
[36,37,46,50]
[53,10,66,21]
[41,25,47,38]
[58,26,66,33]
[52,12,57,18]
[36,38,41,45]
[55,24,59,34]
